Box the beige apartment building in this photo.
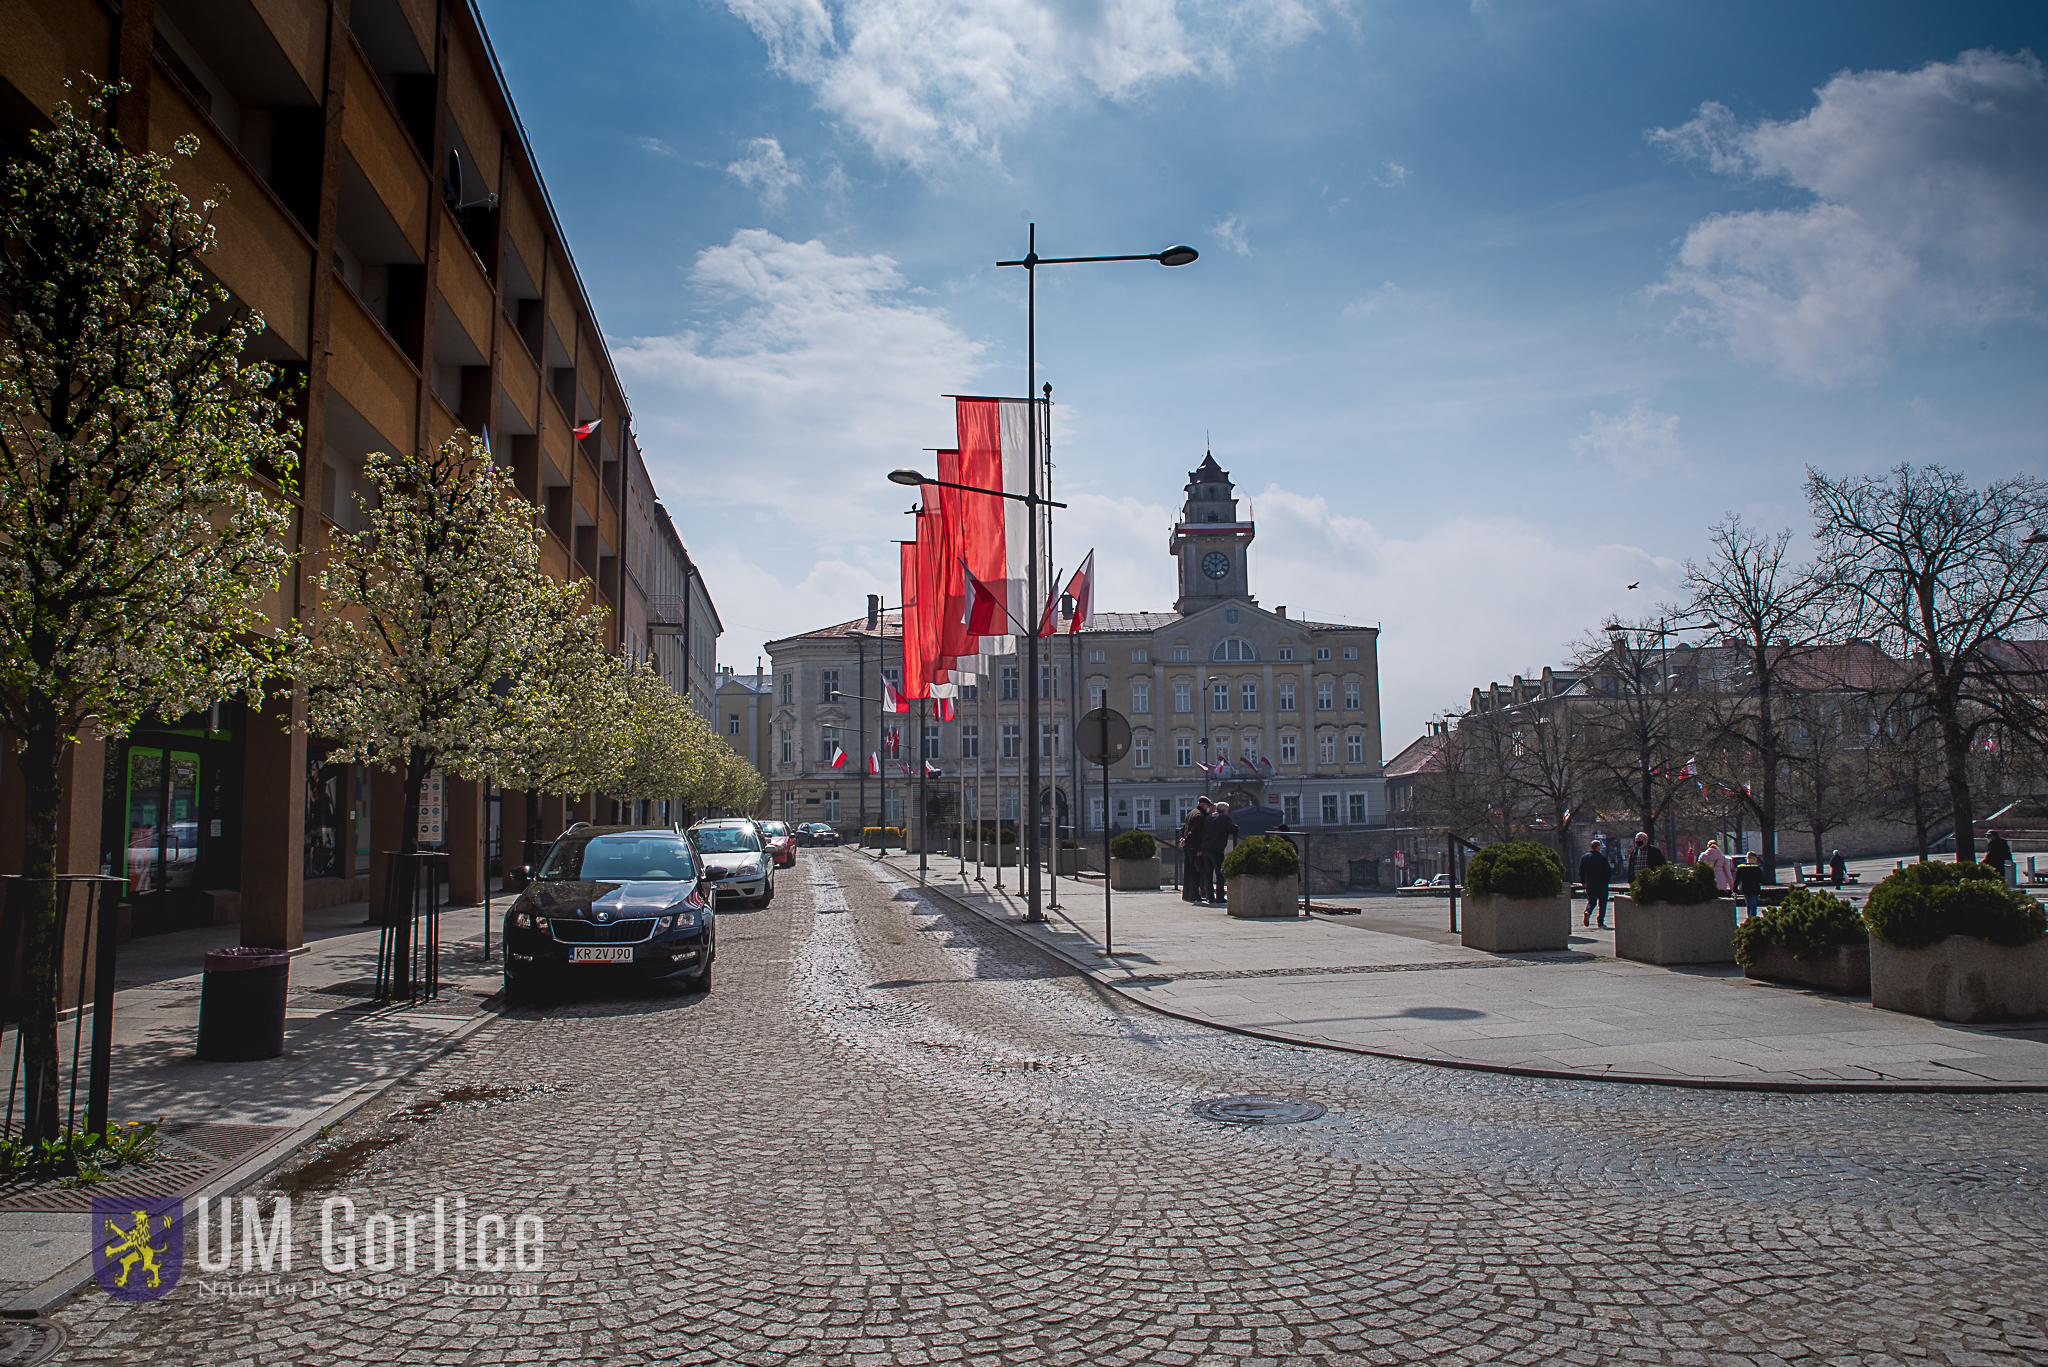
[0,0,678,947]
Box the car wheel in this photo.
[693,959,713,993]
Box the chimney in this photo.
[1277,606,1286,618]
[866,594,880,629]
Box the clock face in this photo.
[1202,551,1231,580]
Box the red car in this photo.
[757,819,797,867]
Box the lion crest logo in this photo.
[92,1195,182,1301]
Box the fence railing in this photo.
[0,875,122,1142]
[376,852,448,1003]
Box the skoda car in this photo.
[502,826,717,1002]
[688,819,774,907]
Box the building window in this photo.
[1002,791,1019,820]
[1210,638,1257,662]
[962,683,978,702]
[1175,735,1193,767]
[1173,682,1192,713]
[924,726,942,759]
[1349,792,1369,823]
[1316,647,1332,661]
[1092,796,1108,828]
[1177,796,1197,825]
[1346,732,1365,763]
[727,714,741,735]
[1283,794,1301,824]
[1278,681,1295,712]
[883,795,901,823]
[820,726,840,761]
[1134,733,1152,767]
[1088,649,1106,663]
[822,790,841,820]
[1001,724,1021,759]
[1318,732,1337,764]
[1132,648,1149,663]
[1172,647,1190,663]
[1316,680,1334,711]
[1132,681,1151,713]
[1038,721,1062,758]
[1321,793,1340,824]
[1001,667,1019,701]
[1211,681,1229,711]
[1136,797,1155,827]
[1040,663,1059,699]
[1241,735,1260,765]
[1345,682,1362,710]
[784,794,798,821]
[1089,683,1107,710]
[780,675,792,704]
[1280,732,1298,764]
[1278,646,1293,661]
[1241,682,1258,711]
[1213,732,1230,764]
[961,724,979,758]
[780,728,791,763]
[821,668,839,701]
[1343,646,1359,660]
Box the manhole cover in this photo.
[0,1323,67,1367]
[1190,1095,1327,1126]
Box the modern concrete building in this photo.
[0,0,688,946]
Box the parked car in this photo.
[796,822,840,847]
[757,819,797,867]
[689,819,774,907]
[502,826,716,1003]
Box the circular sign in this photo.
[1076,708,1132,766]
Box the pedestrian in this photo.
[1734,851,1764,920]
[1984,829,2014,883]
[1626,830,1667,880]
[1578,838,1612,929]
[1700,838,1732,893]
[1829,849,1847,889]
[1200,800,1239,903]
[1178,798,1212,902]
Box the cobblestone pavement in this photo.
[46,852,2048,1365]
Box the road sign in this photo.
[1076,708,1131,766]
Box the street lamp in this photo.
[993,223,1198,922]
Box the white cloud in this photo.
[1569,400,1685,477]
[721,0,1323,167]
[1374,159,1409,188]
[639,136,677,157]
[726,136,804,207]
[1212,214,1251,257]
[1650,49,2048,385]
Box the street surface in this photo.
[50,852,2048,1365]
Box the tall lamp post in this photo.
[993,226,1198,921]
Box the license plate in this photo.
[568,946,634,964]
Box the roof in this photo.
[1079,612,1183,633]
[1383,731,1448,778]
[1189,452,1228,483]
[765,611,904,650]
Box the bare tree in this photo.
[1806,464,2048,862]
[1572,617,1704,845]
[1418,709,1520,846]
[1865,693,1950,862]
[1777,688,1869,871]
[1682,517,1833,878]
[1506,700,1585,864]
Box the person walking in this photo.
[1578,838,1613,929]
[1199,801,1239,903]
[1700,838,1732,893]
[1734,851,1765,920]
[1984,830,2014,884]
[1829,849,1847,889]
[1626,831,1666,880]
[1178,798,1212,902]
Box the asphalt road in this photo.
[49,852,2048,1365]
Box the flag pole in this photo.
[918,697,930,881]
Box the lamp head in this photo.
[888,468,928,487]
[1158,245,1200,267]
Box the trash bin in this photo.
[197,947,291,1062]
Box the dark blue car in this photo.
[502,826,719,1003]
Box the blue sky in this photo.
[478,0,2048,740]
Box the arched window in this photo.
[1210,638,1256,662]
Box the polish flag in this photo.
[1036,570,1064,640]
[571,419,600,440]
[935,697,956,722]
[1060,551,1095,635]
[1258,755,1274,774]
[954,397,1046,645]
[830,745,849,770]
[866,753,881,776]
[960,560,1006,637]
[880,676,909,715]
[924,760,942,777]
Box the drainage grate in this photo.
[0,1324,66,1367]
[1190,1095,1327,1126]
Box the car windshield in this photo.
[759,821,789,837]
[692,826,762,853]
[538,835,698,882]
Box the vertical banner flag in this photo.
[1064,551,1094,634]
[954,397,1047,649]
[900,539,928,700]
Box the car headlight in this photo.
[512,911,550,932]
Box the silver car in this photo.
[688,819,775,908]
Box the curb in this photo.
[3,1007,502,1319]
[881,865,2048,1097]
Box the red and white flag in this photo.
[1061,551,1094,635]
[935,697,956,722]
[571,418,601,440]
[829,745,849,771]
[866,753,881,776]
[880,676,910,714]
[954,397,1047,644]
[1036,569,1064,639]
[1258,755,1274,774]
[924,760,942,777]
[960,560,1006,637]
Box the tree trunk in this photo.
[1941,720,1975,862]
[1755,654,1779,881]
[14,716,65,1140]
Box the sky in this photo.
[476,0,2048,743]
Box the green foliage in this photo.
[1863,861,2046,950]
[1629,861,1721,905]
[1464,841,1565,899]
[1732,888,1866,967]
[0,1118,162,1183]
[1110,830,1157,860]
[1221,834,1300,879]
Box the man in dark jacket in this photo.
[1178,798,1212,902]
[1199,802,1239,902]
[1984,830,2014,883]
[1626,831,1666,879]
[1829,850,1847,888]
[1578,839,1613,929]
[1733,851,1765,919]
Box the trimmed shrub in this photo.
[1463,841,1565,899]
[1863,861,2046,950]
[1732,888,1866,968]
[1629,861,1721,906]
[1110,830,1157,860]
[1220,834,1300,880]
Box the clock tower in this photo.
[1169,450,1255,613]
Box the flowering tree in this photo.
[0,88,296,1137]
[492,608,633,846]
[300,435,583,856]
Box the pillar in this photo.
[54,734,105,1009]
[445,776,485,905]
[366,765,405,922]
[240,686,307,950]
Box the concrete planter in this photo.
[1743,940,1871,995]
[1460,893,1571,953]
[1870,935,2048,1023]
[1051,849,1089,876]
[1226,873,1299,918]
[1614,895,1737,965]
[1111,857,1162,891]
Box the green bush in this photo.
[1110,830,1157,860]
[1863,861,2046,950]
[1220,834,1300,879]
[1629,861,1721,905]
[1732,888,1866,967]
[1463,841,1565,899]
